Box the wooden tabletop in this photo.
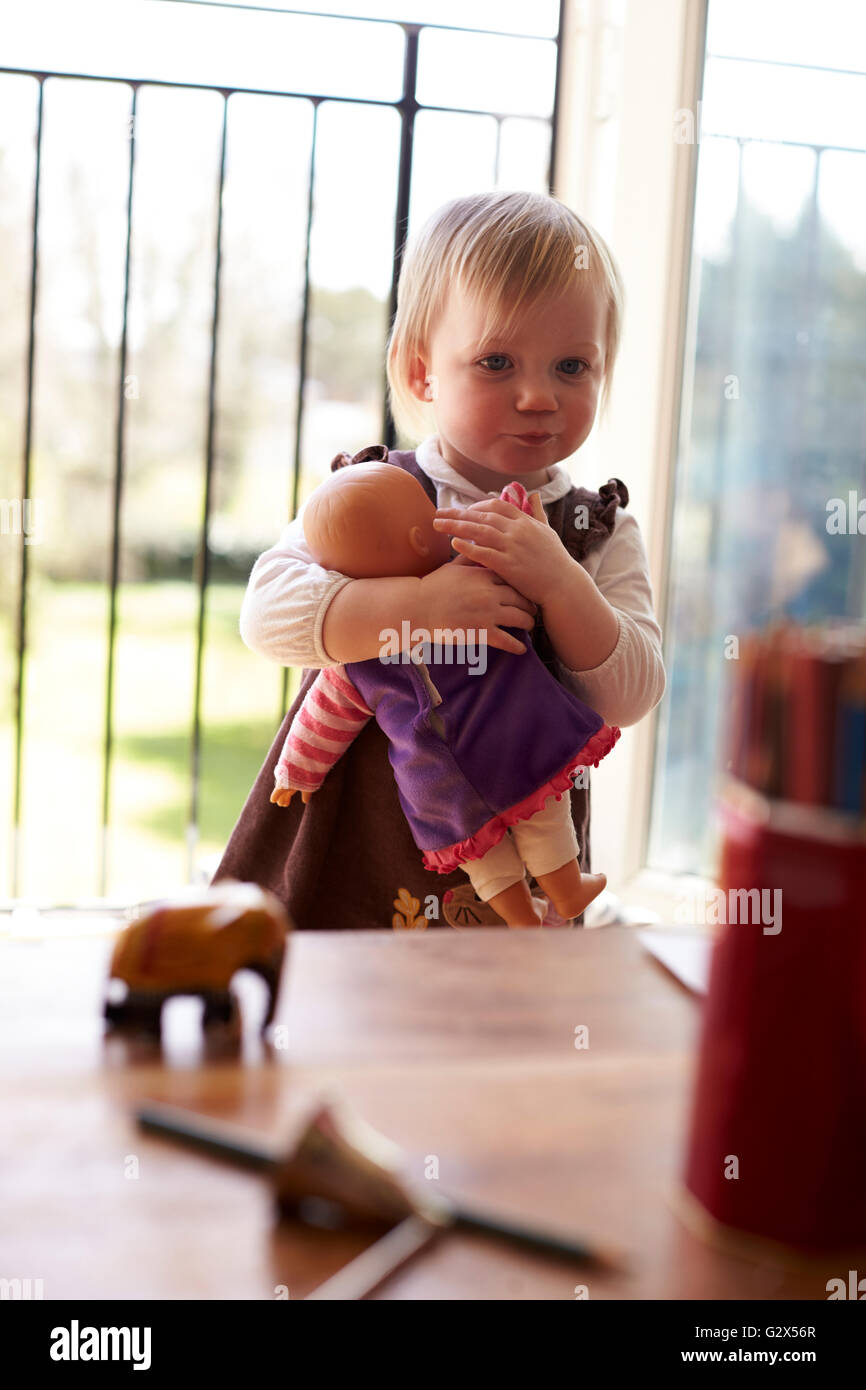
[0,921,841,1299]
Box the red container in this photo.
[683,780,866,1254]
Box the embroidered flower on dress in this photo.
[392,888,427,930]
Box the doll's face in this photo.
[303,464,454,579]
[409,281,608,492]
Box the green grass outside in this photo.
[0,580,299,903]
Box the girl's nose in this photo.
[514,376,557,412]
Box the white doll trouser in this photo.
[462,793,579,902]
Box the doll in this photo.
[269,462,619,926]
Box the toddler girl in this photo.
[212,190,666,930]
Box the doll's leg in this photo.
[510,796,606,920]
[461,834,545,927]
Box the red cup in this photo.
[683,781,866,1253]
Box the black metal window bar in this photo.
[3,4,565,901]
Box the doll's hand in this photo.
[433,497,572,607]
[270,785,315,807]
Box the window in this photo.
[0,0,563,903]
[649,0,866,875]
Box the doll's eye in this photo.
[478,355,511,372]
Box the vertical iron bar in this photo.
[188,91,230,883]
[99,82,139,897]
[11,75,45,901]
[382,24,419,449]
[279,97,319,725]
[547,0,566,194]
[291,99,318,525]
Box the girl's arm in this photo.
[239,513,423,668]
[322,558,535,662]
[240,513,537,668]
[539,560,620,674]
[550,511,666,728]
[239,514,353,667]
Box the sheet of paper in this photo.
[638,928,712,995]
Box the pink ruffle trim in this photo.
[422,723,621,874]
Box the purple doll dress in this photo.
[345,635,619,873]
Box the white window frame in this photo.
[553,0,710,918]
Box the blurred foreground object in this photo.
[104,880,290,1037]
[724,620,866,813]
[137,1095,622,1296]
[682,623,866,1259]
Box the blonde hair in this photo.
[386,191,625,443]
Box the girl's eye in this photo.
[559,358,588,376]
[477,355,511,372]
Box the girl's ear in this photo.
[407,352,431,404]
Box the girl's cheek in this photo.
[466,382,496,412]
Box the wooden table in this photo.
[0,921,840,1299]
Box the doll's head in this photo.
[386,191,624,486]
[302,462,454,579]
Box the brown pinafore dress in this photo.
[211,445,628,930]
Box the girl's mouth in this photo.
[513,433,554,445]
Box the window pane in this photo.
[197,0,561,38]
[702,57,866,149]
[302,102,401,497]
[1,2,404,103]
[649,10,866,875]
[707,0,866,70]
[109,84,226,899]
[0,75,38,899]
[408,111,499,231]
[497,117,551,191]
[417,29,557,117]
[408,113,551,222]
[0,9,561,901]
[12,78,135,901]
[197,93,315,883]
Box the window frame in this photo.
[553,0,711,917]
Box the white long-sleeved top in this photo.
[239,435,666,728]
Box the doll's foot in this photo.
[270,787,314,807]
[533,862,606,921]
[485,877,545,928]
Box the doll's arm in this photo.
[270,665,374,806]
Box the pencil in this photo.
[136,1100,626,1275]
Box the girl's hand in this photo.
[417,555,536,656]
[433,496,572,606]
